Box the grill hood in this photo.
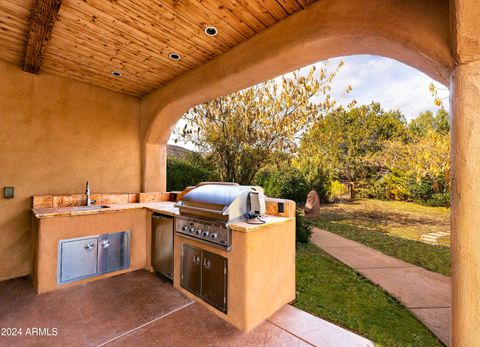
[175,183,264,223]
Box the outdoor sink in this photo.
[71,205,110,211]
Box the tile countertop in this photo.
[31,202,292,232]
[32,201,179,219]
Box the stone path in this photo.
[420,231,450,245]
[311,228,451,346]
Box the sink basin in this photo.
[71,205,110,211]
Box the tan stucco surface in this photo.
[449,2,480,344]
[451,0,480,63]
[173,218,296,332]
[0,61,142,280]
[450,60,480,347]
[141,0,452,191]
[33,210,148,293]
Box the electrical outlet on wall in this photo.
[3,187,14,199]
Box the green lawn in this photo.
[295,243,442,347]
[309,199,451,276]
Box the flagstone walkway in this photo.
[311,228,451,346]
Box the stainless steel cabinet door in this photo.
[201,251,227,313]
[98,231,130,274]
[181,244,202,296]
[59,237,98,283]
[152,215,174,279]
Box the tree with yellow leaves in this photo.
[175,61,349,184]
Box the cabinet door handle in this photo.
[101,239,111,248]
[193,255,200,265]
[84,243,95,251]
[203,258,211,270]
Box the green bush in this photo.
[367,172,410,201]
[329,180,348,200]
[308,169,333,203]
[167,153,218,191]
[426,193,450,207]
[408,176,435,203]
[355,172,450,207]
[254,166,309,203]
[408,175,450,207]
[296,210,312,244]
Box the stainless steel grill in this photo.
[175,183,264,250]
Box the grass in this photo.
[294,243,443,347]
[309,199,451,276]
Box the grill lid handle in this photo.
[174,201,229,215]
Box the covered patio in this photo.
[1,0,480,346]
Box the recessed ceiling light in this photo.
[204,26,218,37]
[111,71,122,77]
[169,53,181,61]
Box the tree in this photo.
[409,108,450,137]
[296,103,408,185]
[372,109,450,193]
[174,61,348,184]
[366,108,450,205]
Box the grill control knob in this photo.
[196,229,202,235]
[210,233,218,239]
[189,227,195,233]
[182,225,188,232]
[202,231,209,237]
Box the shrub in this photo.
[408,175,450,207]
[308,169,333,203]
[426,193,450,207]
[329,180,348,201]
[296,210,312,244]
[167,154,218,191]
[254,166,309,203]
[367,172,410,201]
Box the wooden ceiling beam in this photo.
[23,0,62,74]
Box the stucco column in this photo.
[143,142,167,192]
[450,60,480,346]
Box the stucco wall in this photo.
[0,61,142,280]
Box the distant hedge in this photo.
[167,153,218,191]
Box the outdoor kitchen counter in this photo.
[31,201,179,219]
[228,216,294,232]
[32,202,292,233]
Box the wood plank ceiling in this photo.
[0,0,317,97]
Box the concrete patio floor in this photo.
[312,228,451,346]
[0,270,373,347]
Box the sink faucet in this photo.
[85,181,96,206]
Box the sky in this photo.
[324,55,449,120]
[169,54,450,148]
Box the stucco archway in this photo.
[141,0,452,192]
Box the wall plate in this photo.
[3,187,14,199]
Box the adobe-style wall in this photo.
[0,61,142,280]
[141,0,452,192]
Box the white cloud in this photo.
[326,55,449,120]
